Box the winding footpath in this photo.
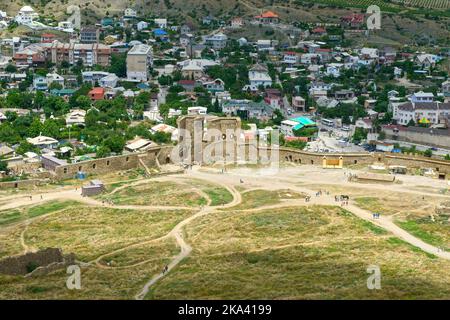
[0,167,448,301]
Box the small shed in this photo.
[81,180,105,197]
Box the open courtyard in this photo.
[0,164,449,299]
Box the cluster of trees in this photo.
[319,103,367,125]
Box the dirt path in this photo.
[135,177,241,300]
[1,165,448,300]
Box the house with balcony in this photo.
[255,11,279,24]
[248,64,272,88]
[409,91,434,103]
[99,74,118,88]
[26,135,59,149]
[205,32,228,50]
[222,99,274,121]
[33,76,48,91]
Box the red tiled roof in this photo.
[256,11,279,18]
[312,27,326,33]
[178,80,196,85]
[89,87,105,94]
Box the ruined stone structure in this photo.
[11,116,450,182]
[177,115,241,165]
[54,146,172,180]
[0,248,75,276]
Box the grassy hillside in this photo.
[1,1,449,46]
[2,0,450,21]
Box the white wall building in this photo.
[15,6,39,25]
[248,64,272,88]
[126,44,153,82]
[154,18,167,29]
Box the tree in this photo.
[75,95,92,110]
[108,53,127,77]
[272,109,284,126]
[423,149,433,158]
[103,134,125,154]
[96,146,111,158]
[28,118,44,137]
[0,158,8,172]
[48,82,63,91]
[16,141,40,155]
[352,127,368,143]
[5,64,17,73]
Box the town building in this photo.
[205,32,228,50]
[124,8,137,19]
[280,117,316,137]
[255,11,279,24]
[88,87,105,101]
[292,96,306,112]
[222,99,274,121]
[126,44,153,82]
[393,101,450,125]
[15,6,38,25]
[80,27,100,44]
[248,64,272,88]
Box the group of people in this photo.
[372,213,381,219]
[162,265,169,274]
[315,190,329,197]
[28,195,43,201]
[335,195,350,206]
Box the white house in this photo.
[124,8,137,19]
[15,6,39,25]
[256,40,272,51]
[442,80,450,100]
[46,73,65,87]
[137,21,148,31]
[33,76,48,91]
[393,101,450,125]
[204,32,228,50]
[66,109,86,127]
[188,106,207,115]
[154,18,167,29]
[360,48,379,59]
[325,63,343,78]
[409,91,434,103]
[415,53,440,69]
[27,135,58,149]
[248,64,272,88]
[283,52,298,65]
[99,73,119,88]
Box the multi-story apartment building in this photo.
[49,42,111,67]
[80,27,100,44]
[393,101,450,125]
[14,42,111,67]
[126,44,153,82]
[204,32,228,50]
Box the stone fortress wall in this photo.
[32,115,450,180]
[48,144,450,180]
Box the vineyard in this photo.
[394,0,450,10]
[297,0,450,13]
